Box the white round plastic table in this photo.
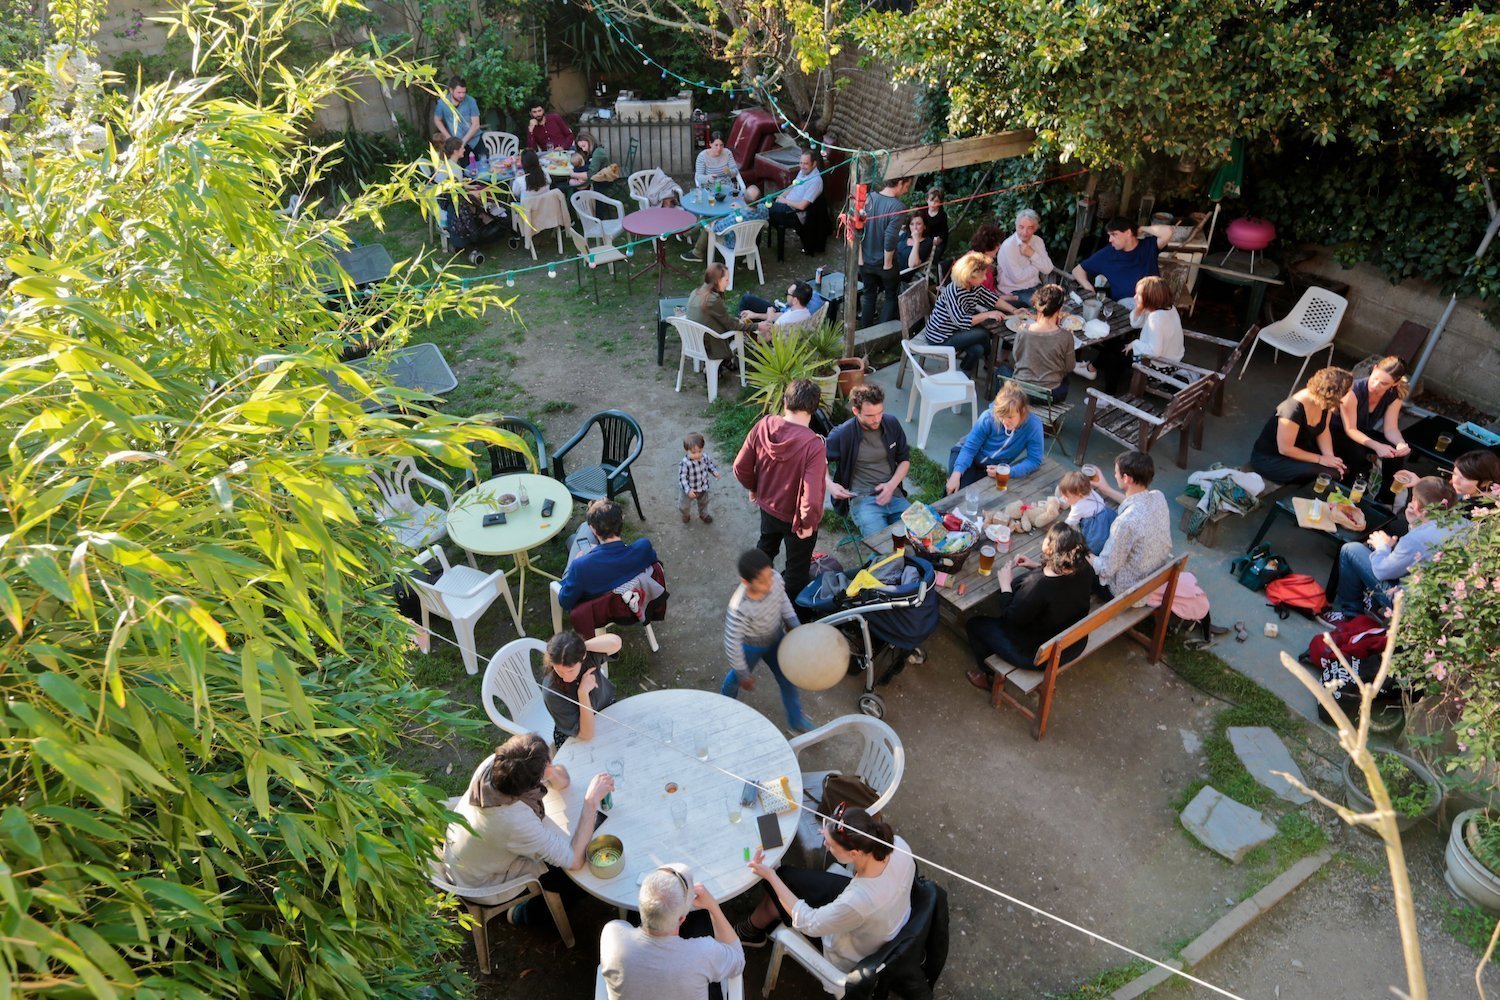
[543,689,802,910]
[445,473,573,612]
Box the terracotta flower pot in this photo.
[836,357,869,398]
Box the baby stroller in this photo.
[795,551,940,719]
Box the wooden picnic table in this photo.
[864,457,1069,624]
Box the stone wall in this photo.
[1295,247,1499,417]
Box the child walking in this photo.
[678,431,721,524]
[720,548,815,733]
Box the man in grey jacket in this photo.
[858,176,915,328]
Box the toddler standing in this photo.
[678,431,721,524]
[1058,470,1116,555]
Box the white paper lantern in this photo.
[778,623,850,691]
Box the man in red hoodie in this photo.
[733,378,827,604]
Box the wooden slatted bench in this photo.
[983,554,1189,740]
[1174,470,1285,547]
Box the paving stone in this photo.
[1180,786,1277,863]
[1227,725,1311,804]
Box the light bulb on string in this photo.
[505,272,515,287]
[548,266,557,279]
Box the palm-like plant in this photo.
[744,331,819,412]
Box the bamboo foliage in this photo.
[0,1,526,994]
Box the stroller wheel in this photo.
[857,693,885,719]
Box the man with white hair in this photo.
[995,208,1054,306]
[599,863,744,1000]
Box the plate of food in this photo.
[1061,315,1084,332]
[1005,313,1032,333]
[1083,318,1111,339]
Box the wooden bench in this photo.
[983,554,1189,740]
[1075,366,1219,469]
[1174,470,1285,546]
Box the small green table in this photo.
[1205,250,1281,331]
[446,473,574,613]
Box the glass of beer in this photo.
[1313,473,1331,496]
[977,545,996,575]
[1435,433,1453,453]
[1081,463,1100,483]
[891,523,907,553]
[992,463,1011,491]
[1349,476,1367,505]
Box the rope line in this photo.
[412,621,1247,1000]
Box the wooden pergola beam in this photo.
[870,129,1038,181]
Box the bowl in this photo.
[1083,319,1111,340]
[586,835,625,879]
[494,492,519,513]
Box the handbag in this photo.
[1229,543,1290,592]
[819,773,882,821]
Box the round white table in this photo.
[544,689,801,909]
[446,473,573,611]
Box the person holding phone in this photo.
[736,805,914,971]
[541,630,621,748]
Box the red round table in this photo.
[623,206,699,296]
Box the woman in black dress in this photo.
[1331,357,1411,501]
[964,523,1097,691]
[1249,366,1353,485]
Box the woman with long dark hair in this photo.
[738,806,915,971]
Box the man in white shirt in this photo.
[769,149,824,254]
[599,863,744,1000]
[995,208,1054,306]
[1086,450,1173,595]
[743,281,814,339]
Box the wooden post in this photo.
[1063,173,1100,274]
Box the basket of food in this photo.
[900,503,977,572]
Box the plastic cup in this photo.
[1308,499,1324,523]
[978,545,996,575]
[1350,477,1367,505]
[1435,433,1453,453]
[993,523,1012,553]
[1313,473,1331,496]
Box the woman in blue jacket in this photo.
[946,382,1045,493]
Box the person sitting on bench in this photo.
[1085,450,1173,597]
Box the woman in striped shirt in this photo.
[922,251,1016,376]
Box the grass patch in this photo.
[1042,961,1153,999]
[707,397,762,458]
[1241,811,1328,890]
[907,446,947,504]
[1444,902,1500,957]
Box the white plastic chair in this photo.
[668,315,744,404]
[707,219,766,288]
[627,168,685,212]
[900,339,979,449]
[481,130,519,161]
[369,456,454,550]
[481,637,553,737]
[413,161,449,252]
[409,546,521,675]
[1238,286,1348,388]
[763,924,852,997]
[789,715,904,854]
[517,187,570,259]
[570,190,626,246]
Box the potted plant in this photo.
[744,332,818,413]
[1445,809,1500,913]
[801,322,847,407]
[1341,749,1443,833]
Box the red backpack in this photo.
[1307,614,1390,705]
[1264,573,1328,618]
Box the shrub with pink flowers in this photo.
[1393,514,1500,783]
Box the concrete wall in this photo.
[1296,247,1500,417]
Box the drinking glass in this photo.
[1435,433,1453,453]
[1313,473,1331,496]
[670,796,689,830]
[659,720,674,744]
[605,758,624,809]
[963,488,980,521]
[992,463,1011,491]
[693,730,709,761]
[725,792,743,824]
[977,545,996,575]
[1349,477,1367,505]
[890,523,907,553]
[1081,463,1100,482]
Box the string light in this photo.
[505,272,515,287]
